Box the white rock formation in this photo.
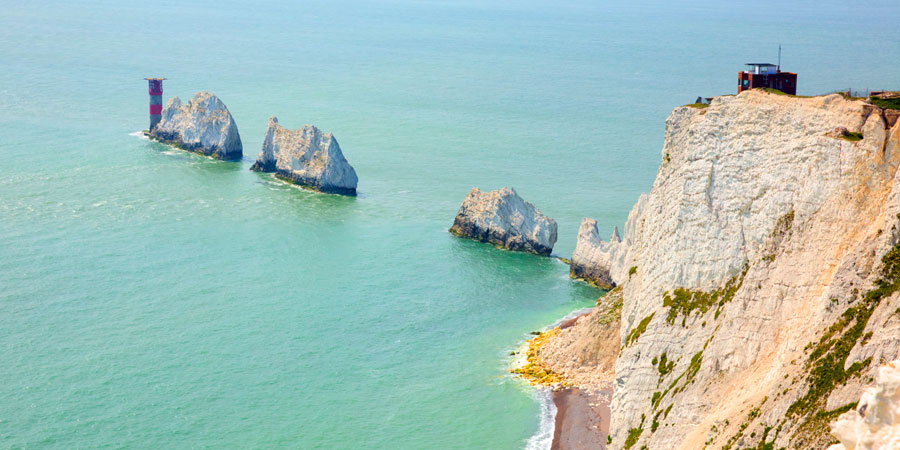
[450,187,557,256]
[251,117,358,195]
[571,219,627,288]
[150,91,242,160]
[828,359,900,450]
[553,90,900,449]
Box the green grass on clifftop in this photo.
[759,88,813,98]
[761,88,789,96]
[870,96,900,111]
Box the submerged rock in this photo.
[250,117,358,195]
[149,92,242,160]
[449,187,557,256]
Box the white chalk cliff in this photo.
[828,359,900,450]
[251,117,358,195]
[150,91,242,160]
[543,90,900,449]
[450,187,557,256]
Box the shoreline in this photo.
[551,307,594,329]
[551,387,611,450]
[517,304,615,450]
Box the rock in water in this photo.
[250,117,358,195]
[149,92,242,160]
[449,187,557,256]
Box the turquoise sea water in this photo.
[2,1,899,448]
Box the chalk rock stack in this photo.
[450,187,557,256]
[570,218,629,289]
[150,92,242,160]
[251,117,358,195]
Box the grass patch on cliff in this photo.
[719,399,775,450]
[788,293,875,417]
[762,211,795,264]
[597,288,624,325]
[651,391,661,409]
[792,403,855,448]
[662,269,746,326]
[754,424,781,450]
[787,240,900,443]
[656,352,675,378]
[870,96,900,111]
[624,414,646,449]
[773,210,794,236]
[838,132,864,142]
[653,347,709,412]
[683,103,709,109]
[624,312,654,348]
[651,409,663,432]
[721,420,748,450]
[624,426,643,449]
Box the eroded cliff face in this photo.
[558,90,900,449]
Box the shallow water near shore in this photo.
[2,0,899,448]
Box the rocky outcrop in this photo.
[571,219,625,289]
[536,287,622,390]
[828,359,900,450]
[545,89,900,449]
[250,117,358,195]
[450,187,557,256]
[571,194,648,289]
[149,92,242,160]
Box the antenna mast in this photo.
[777,45,782,72]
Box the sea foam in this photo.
[524,387,557,450]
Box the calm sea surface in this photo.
[1,0,898,448]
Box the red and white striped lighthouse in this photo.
[144,77,166,131]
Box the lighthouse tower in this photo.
[144,77,166,131]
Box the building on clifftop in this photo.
[738,63,797,95]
